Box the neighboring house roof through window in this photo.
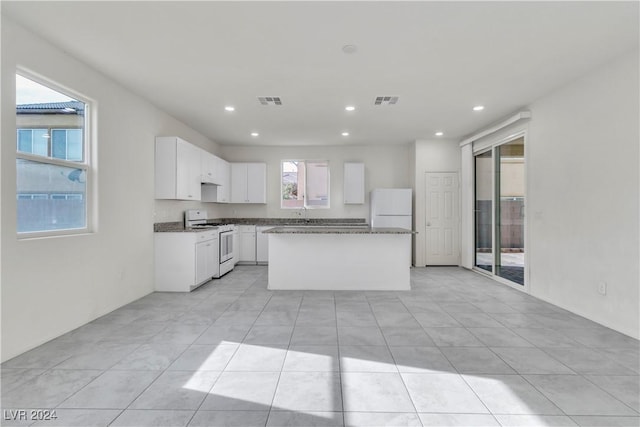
[16,101,84,115]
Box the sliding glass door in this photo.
[474,136,525,286]
[474,150,493,273]
[496,138,525,285]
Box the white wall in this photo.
[527,50,639,338]
[1,18,221,362]
[218,144,411,220]
[460,50,639,338]
[412,139,461,266]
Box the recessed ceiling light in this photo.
[224,106,235,112]
[250,132,259,137]
[473,105,485,111]
[341,132,349,136]
[345,106,355,111]
[435,132,444,136]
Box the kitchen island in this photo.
[263,226,414,291]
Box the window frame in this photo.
[15,69,95,239]
[280,159,330,209]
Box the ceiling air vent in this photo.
[374,96,399,106]
[258,96,282,106]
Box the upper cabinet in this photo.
[231,162,267,204]
[344,162,365,204]
[202,156,230,203]
[155,136,202,201]
[201,150,219,184]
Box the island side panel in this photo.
[267,233,411,290]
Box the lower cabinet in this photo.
[196,239,218,285]
[155,231,219,292]
[256,226,273,264]
[235,225,271,264]
[238,225,256,264]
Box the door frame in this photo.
[472,130,529,293]
[424,171,461,266]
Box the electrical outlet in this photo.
[598,282,607,295]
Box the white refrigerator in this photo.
[370,188,412,229]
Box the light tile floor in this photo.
[2,266,639,427]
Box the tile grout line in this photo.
[432,338,498,424]
[154,269,257,427]
[130,282,247,423]
[372,291,421,421]
[245,266,294,427]
[334,288,345,426]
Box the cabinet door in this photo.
[247,163,267,203]
[195,241,211,285]
[176,140,201,200]
[344,162,365,204]
[239,232,256,262]
[217,158,231,203]
[231,163,248,203]
[201,151,218,184]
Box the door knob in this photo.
[426,222,431,227]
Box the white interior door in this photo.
[425,172,460,265]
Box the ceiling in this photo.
[4,1,638,147]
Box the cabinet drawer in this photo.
[238,225,256,233]
[197,231,218,241]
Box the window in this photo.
[17,128,83,160]
[16,73,91,235]
[281,160,330,209]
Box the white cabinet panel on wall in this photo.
[201,150,219,184]
[202,156,231,203]
[155,136,202,201]
[217,157,231,203]
[230,163,267,203]
[155,231,218,292]
[238,225,256,264]
[344,162,365,204]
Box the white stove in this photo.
[189,224,217,229]
[184,210,235,278]
[185,209,213,229]
[217,224,235,276]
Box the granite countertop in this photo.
[154,218,368,232]
[263,226,416,234]
[154,222,219,232]
[210,217,368,226]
